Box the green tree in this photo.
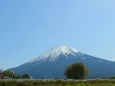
[3,70,21,79]
[64,62,88,79]
[3,70,12,78]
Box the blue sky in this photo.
[0,0,115,70]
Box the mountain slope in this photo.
[26,46,82,63]
[8,46,115,79]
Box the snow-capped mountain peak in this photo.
[27,46,83,63]
[10,46,115,79]
[48,45,80,55]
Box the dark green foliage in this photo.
[15,75,21,79]
[3,70,12,78]
[64,62,88,79]
[3,70,21,79]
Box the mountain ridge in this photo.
[8,45,115,79]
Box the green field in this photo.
[0,79,115,86]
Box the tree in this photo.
[64,62,88,79]
[3,70,12,78]
[3,70,21,79]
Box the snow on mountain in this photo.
[27,46,83,63]
[8,45,115,79]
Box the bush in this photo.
[64,62,88,79]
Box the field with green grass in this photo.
[0,79,115,86]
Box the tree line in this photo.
[0,70,31,79]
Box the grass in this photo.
[0,79,115,86]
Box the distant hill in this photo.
[21,73,32,79]
[8,46,115,79]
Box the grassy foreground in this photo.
[0,79,115,86]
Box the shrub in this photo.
[64,62,88,79]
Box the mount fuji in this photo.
[9,46,115,79]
